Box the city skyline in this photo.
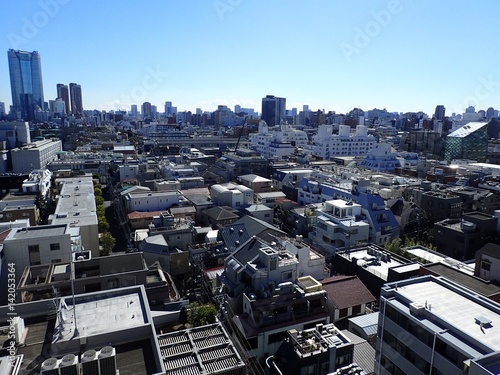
[1,1,500,115]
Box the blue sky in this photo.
[1,0,500,115]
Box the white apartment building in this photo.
[249,122,308,160]
[123,190,181,213]
[311,124,375,159]
[49,176,99,257]
[11,139,63,173]
[21,169,52,196]
[309,199,370,255]
[210,183,254,208]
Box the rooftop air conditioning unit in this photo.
[59,353,79,375]
[41,358,59,375]
[98,346,117,375]
[81,349,99,375]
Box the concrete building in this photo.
[16,252,177,305]
[359,143,401,172]
[434,212,498,260]
[49,176,99,257]
[298,177,399,245]
[311,125,375,159]
[245,204,274,224]
[309,199,370,255]
[444,121,489,162]
[272,323,355,375]
[249,122,308,160]
[21,169,52,196]
[238,173,272,193]
[123,190,181,213]
[475,243,500,283]
[1,224,81,280]
[10,139,62,173]
[376,275,500,375]
[334,245,420,299]
[255,191,286,208]
[210,183,254,208]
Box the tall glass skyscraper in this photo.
[8,49,45,121]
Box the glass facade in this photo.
[444,122,488,162]
[8,49,44,121]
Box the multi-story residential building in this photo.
[213,149,269,182]
[123,190,182,213]
[245,204,274,224]
[434,212,498,260]
[309,199,370,255]
[49,176,99,257]
[210,183,254,208]
[21,169,52,196]
[272,169,313,190]
[444,121,489,162]
[298,177,399,245]
[376,275,500,375]
[8,49,44,121]
[10,139,62,173]
[1,223,81,280]
[69,82,83,117]
[0,121,30,147]
[238,173,272,193]
[16,252,177,305]
[255,191,286,208]
[403,181,463,223]
[56,83,70,116]
[311,125,375,159]
[359,143,401,172]
[475,243,500,283]
[249,122,308,159]
[272,324,355,375]
[334,245,420,298]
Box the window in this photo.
[339,308,348,318]
[282,271,293,281]
[300,364,316,375]
[28,245,40,253]
[51,259,62,264]
[50,243,60,251]
[482,260,491,271]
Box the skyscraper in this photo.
[142,102,152,118]
[261,95,286,126]
[8,49,45,121]
[69,83,83,117]
[434,105,445,120]
[56,83,70,116]
[131,104,138,118]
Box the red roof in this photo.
[321,276,376,310]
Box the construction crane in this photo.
[233,116,248,153]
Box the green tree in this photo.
[186,302,217,327]
[95,195,104,206]
[94,187,102,197]
[100,232,115,256]
[35,191,49,224]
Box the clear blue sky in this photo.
[1,0,500,116]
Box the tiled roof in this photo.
[321,276,376,310]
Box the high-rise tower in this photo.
[69,83,83,117]
[8,49,45,121]
[56,84,70,116]
[261,95,286,126]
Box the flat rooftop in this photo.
[406,246,447,264]
[52,177,97,226]
[55,292,146,343]
[345,248,406,280]
[392,278,500,351]
[10,224,67,239]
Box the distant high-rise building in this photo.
[434,105,445,120]
[261,95,286,126]
[69,83,83,117]
[131,104,138,117]
[0,102,5,117]
[8,49,44,121]
[56,84,70,116]
[444,121,488,162]
[142,102,152,118]
[486,107,495,120]
[151,105,157,119]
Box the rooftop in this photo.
[386,276,500,352]
[448,122,488,138]
[9,224,67,240]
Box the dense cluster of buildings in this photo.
[2,49,500,375]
